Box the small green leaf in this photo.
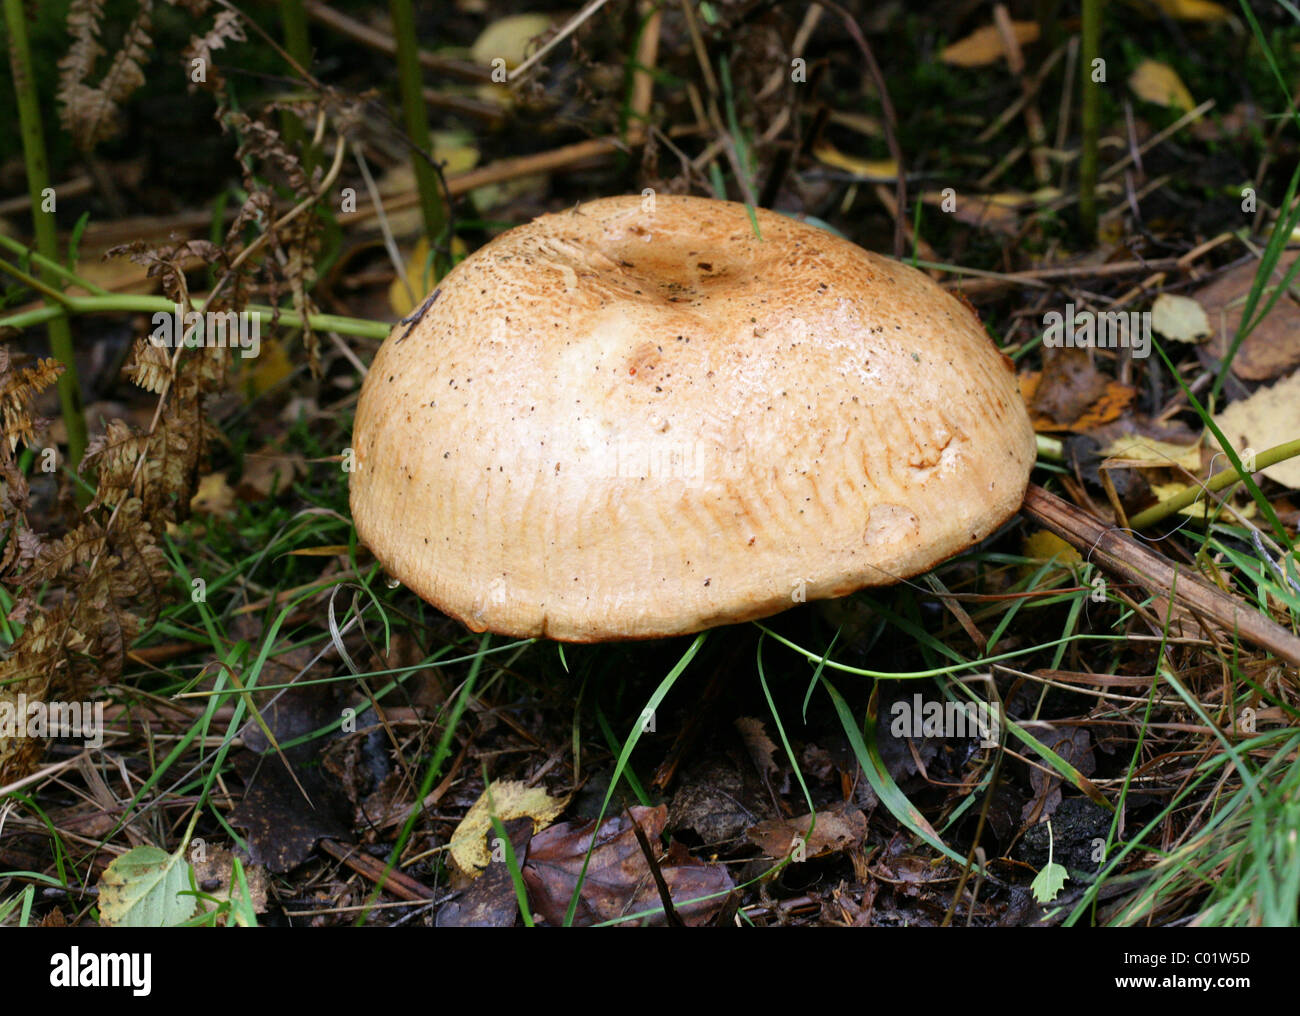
[98,845,200,927]
[1032,860,1070,904]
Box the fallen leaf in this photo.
[98,844,199,927]
[940,22,1040,67]
[1099,433,1202,472]
[745,807,868,860]
[1197,251,1300,381]
[237,449,306,501]
[1031,859,1069,904]
[1151,292,1211,343]
[389,236,437,319]
[432,130,480,176]
[522,804,734,926]
[450,779,570,875]
[734,716,787,793]
[437,817,532,927]
[812,142,898,180]
[1022,530,1082,569]
[1152,0,1229,20]
[228,751,353,873]
[470,12,554,68]
[922,190,1022,234]
[227,622,354,872]
[1028,348,1110,424]
[1022,728,1095,824]
[190,472,236,516]
[1212,371,1300,489]
[235,336,292,399]
[1128,59,1195,111]
[827,110,882,137]
[1021,350,1137,432]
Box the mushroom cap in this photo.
[350,195,1035,641]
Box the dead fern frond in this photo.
[0,609,64,783]
[183,8,246,92]
[58,0,155,151]
[122,335,175,394]
[21,519,107,591]
[59,0,107,88]
[0,522,42,579]
[103,238,223,305]
[0,350,64,453]
[82,418,149,509]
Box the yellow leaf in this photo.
[190,472,236,517]
[470,13,554,68]
[1151,293,1211,343]
[432,130,480,176]
[1213,371,1300,490]
[389,237,436,318]
[450,780,570,876]
[940,22,1040,68]
[1099,434,1202,472]
[811,142,897,180]
[1151,0,1229,21]
[1021,530,1081,581]
[236,336,292,400]
[1128,59,1195,111]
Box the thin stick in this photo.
[302,0,490,82]
[1021,484,1300,666]
[509,0,611,81]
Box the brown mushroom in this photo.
[350,194,1036,641]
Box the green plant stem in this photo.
[0,232,109,295]
[1078,0,1100,239]
[279,0,314,173]
[0,290,391,340]
[4,0,88,476]
[388,0,447,276]
[1128,438,1300,530]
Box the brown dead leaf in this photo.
[237,449,306,501]
[1021,350,1137,432]
[1198,252,1300,381]
[940,22,1039,67]
[436,817,532,927]
[1021,727,1095,824]
[734,716,787,793]
[227,617,353,872]
[521,804,734,926]
[745,807,868,860]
